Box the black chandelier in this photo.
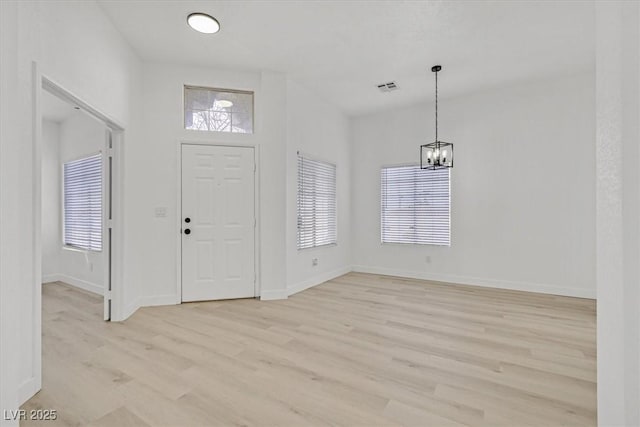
[420,65,453,169]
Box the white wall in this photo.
[133,63,288,306]
[3,2,636,425]
[1,3,22,421]
[0,0,142,420]
[1,2,349,416]
[285,79,351,295]
[134,66,353,306]
[41,113,107,294]
[351,71,596,299]
[596,2,640,426]
[41,120,61,279]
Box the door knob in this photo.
[184,229,191,235]
[185,217,191,223]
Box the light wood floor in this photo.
[23,273,596,427]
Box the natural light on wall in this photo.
[184,86,254,134]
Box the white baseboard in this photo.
[120,297,141,322]
[139,295,180,307]
[42,274,59,284]
[260,289,288,301]
[287,265,351,297]
[351,265,596,299]
[42,273,102,296]
[18,376,39,406]
[118,294,178,321]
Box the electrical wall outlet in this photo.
[312,258,319,266]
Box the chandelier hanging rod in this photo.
[433,65,440,142]
[420,64,453,170]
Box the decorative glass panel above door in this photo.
[184,86,254,134]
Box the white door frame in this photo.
[176,141,261,302]
[26,61,126,402]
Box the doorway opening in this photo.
[38,77,122,322]
[22,70,126,404]
[41,88,110,320]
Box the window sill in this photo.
[380,241,450,247]
[62,245,101,254]
[297,243,338,252]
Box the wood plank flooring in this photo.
[22,273,596,426]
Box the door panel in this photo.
[181,144,255,302]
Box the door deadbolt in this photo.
[185,217,191,223]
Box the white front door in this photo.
[181,144,256,302]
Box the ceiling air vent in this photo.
[377,81,399,93]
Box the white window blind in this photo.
[297,154,337,250]
[381,165,450,246]
[63,153,102,251]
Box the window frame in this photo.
[62,151,103,252]
[380,163,451,247]
[183,85,255,134]
[297,153,338,251]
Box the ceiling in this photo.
[98,1,595,116]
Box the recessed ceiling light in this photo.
[187,13,220,34]
[217,100,233,108]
